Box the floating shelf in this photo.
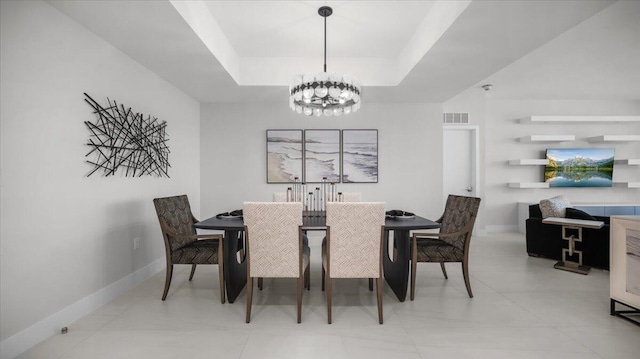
[615,159,640,165]
[520,116,640,124]
[509,159,549,165]
[519,135,575,143]
[614,182,640,188]
[588,135,640,143]
[508,182,550,189]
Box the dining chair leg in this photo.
[305,266,310,290]
[321,268,325,291]
[189,264,197,281]
[369,278,373,291]
[326,277,332,324]
[297,275,303,323]
[246,277,254,323]
[376,276,383,324]
[162,264,173,301]
[440,262,448,280]
[462,260,473,298]
[258,277,263,290]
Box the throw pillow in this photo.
[539,195,571,218]
[565,207,597,221]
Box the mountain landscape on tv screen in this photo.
[547,156,614,169]
[545,148,614,187]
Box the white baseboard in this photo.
[484,225,519,233]
[0,257,165,359]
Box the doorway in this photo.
[443,126,479,204]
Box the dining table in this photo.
[194,212,440,303]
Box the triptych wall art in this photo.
[266,129,378,184]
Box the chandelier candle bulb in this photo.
[286,187,292,202]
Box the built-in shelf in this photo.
[508,182,550,189]
[519,135,575,143]
[520,116,640,124]
[588,135,640,142]
[511,115,640,189]
[615,159,640,165]
[614,182,640,188]
[509,159,549,165]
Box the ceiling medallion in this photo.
[289,6,361,117]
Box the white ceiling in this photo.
[204,1,437,59]
[46,0,624,103]
[483,0,640,101]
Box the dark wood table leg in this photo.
[383,229,410,302]
[224,230,246,303]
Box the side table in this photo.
[542,217,605,275]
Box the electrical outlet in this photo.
[133,237,140,250]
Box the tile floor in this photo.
[16,233,640,359]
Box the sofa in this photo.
[525,204,610,270]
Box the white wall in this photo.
[444,0,640,232]
[485,99,640,230]
[200,102,444,221]
[0,1,200,356]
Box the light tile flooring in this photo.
[17,233,640,359]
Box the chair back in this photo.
[440,195,481,250]
[243,202,303,278]
[326,202,385,278]
[153,195,197,252]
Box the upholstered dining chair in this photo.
[153,195,224,303]
[243,202,310,323]
[322,202,386,324]
[410,195,481,299]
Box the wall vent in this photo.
[443,112,469,124]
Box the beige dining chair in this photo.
[322,202,386,324]
[243,202,310,323]
[153,195,225,303]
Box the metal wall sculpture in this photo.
[84,93,170,177]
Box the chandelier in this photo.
[289,6,361,117]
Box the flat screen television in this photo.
[545,148,615,187]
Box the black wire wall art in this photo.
[83,93,170,178]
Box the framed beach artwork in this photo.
[266,130,303,183]
[341,129,378,183]
[304,130,341,183]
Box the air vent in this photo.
[443,112,469,124]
